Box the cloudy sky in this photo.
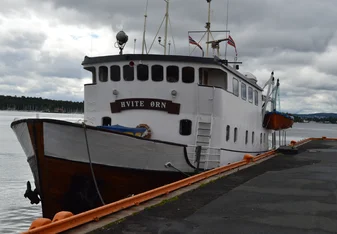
[0,0,336,113]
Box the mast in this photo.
[206,0,212,56]
[164,0,169,55]
[142,0,149,54]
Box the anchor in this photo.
[24,181,40,204]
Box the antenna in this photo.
[142,0,148,54]
[224,0,229,60]
[163,0,169,55]
[206,0,212,56]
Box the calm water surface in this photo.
[1,111,337,233]
[0,111,83,233]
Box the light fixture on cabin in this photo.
[113,89,119,96]
[171,90,177,97]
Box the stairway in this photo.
[194,115,220,170]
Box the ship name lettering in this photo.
[150,101,166,109]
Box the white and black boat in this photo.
[11,0,287,218]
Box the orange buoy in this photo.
[52,211,74,222]
[29,218,52,230]
[243,154,254,162]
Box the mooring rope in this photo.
[82,122,105,205]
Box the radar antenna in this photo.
[206,38,228,56]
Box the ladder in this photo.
[194,115,220,170]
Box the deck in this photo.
[90,140,337,234]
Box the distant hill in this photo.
[0,95,83,113]
[292,113,337,123]
[293,113,337,118]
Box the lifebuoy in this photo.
[136,123,152,139]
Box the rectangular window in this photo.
[233,78,239,96]
[167,65,179,82]
[110,65,120,81]
[99,66,108,82]
[241,83,247,100]
[182,67,194,83]
[234,127,238,143]
[254,90,258,106]
[152,65,164,81]
[252,131,254,144]
[248,87,253,102]
[226,125,230,141]
[137,64,149,81]
[85,66,96,84]
[260,133,262,144]
[245,130,248,144]
[123,65,134,81]
[179,119,192,135]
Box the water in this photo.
[0,111,83,234]
[1,112,337,233]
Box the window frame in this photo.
[245,130,248,144]
[166,65,179,83]
[99,66,108,82]
[241,83,247,100]
[254,90,258,106]
[137,64,149,81]
[226,125,230,141]
[234,127,238,143]
[233,78,239,96]
[248,86,253,103]
[152,65,164,82]
[110,65,121,81]
[182,66,195,83]
[123,64,134,81]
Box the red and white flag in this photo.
[227,35,237,56]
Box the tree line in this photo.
[0,95,84,113]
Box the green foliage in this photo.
[0,95,83,113]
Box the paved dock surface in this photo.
[93,140,337,234]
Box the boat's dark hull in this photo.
[33,155,186,219]
[11,119,190,219]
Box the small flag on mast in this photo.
[227,35,237,56]
[189,35,203,53]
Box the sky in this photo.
[0,0,336,114]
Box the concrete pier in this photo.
[92,140,337,234]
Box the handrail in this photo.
[23,137,334,233]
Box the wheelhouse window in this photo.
[137,64,149,81]
[99,66,108,82]
[248,87,253,102]
[241,83,247,100]
[254,90,258,106]
[233,78,239,96]
[226,125,230,141]
[234,127,238,143]
[252,132,254,144]
[152,65,164,81]
[179,119,192,135]
[167,65,179,83]
[110,65,120,81]
[260,133,262,144]
[84,66,96,84]
[182,67,194,83]
[123,65,134,81]
[102,117,111,126]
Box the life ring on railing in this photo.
[136,123,152,139]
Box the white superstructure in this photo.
[83,54,271,170]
